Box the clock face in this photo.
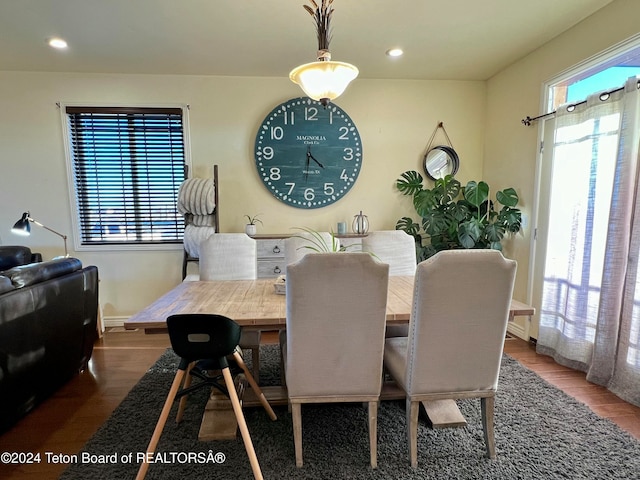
[254,97,362,209]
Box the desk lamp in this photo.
[11,211,68,257]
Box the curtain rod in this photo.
[521,79,640,126]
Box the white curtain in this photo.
[537,77,640,407]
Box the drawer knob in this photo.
[274,266,282,274]
[272,246,281,254]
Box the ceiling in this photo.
[0,0,615,81]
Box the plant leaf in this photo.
[395,217,420,236]
[290,227,334,252]
[422,208,451,236]
[458,219,482,248]
[396,170,423,196]
[463,181,489,207]
[413,189,437,217]
[496,187,519,207]
[498,207,522,232]
[433,174,461,204]
[484,222,504,243]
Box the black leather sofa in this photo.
[0,246,99,432]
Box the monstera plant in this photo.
[395,171,522,261]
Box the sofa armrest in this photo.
[0,246,34,270]
[3,258,82,288]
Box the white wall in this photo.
[0,72,485,319]
[484,0,640,336]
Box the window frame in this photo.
[61,103,192,252]
[544,33,640,113]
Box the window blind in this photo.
[66,106,186,245]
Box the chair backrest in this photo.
[199,234,257,280]
[405,249,516,395]
[285,253,389,398]
[361,230,417,276]
[167,314,241,362]
[284,231,336,266]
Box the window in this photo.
[548,36,640,111]
[64,106,187,248]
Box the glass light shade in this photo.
[289,61,359,104]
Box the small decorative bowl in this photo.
[273,275,286,295]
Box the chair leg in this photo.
[368,401,378,469]
[481,396,496,459]
[135,369,186,480]
[252,347,260,385]
[407,398,419,468]
[292,403,303,467]
[232,351,277,421]
[175,362,195,424]
[221,366,264,480]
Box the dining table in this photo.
[124,276,535,436]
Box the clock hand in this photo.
[305,146,311,180]
[308,151,325,169]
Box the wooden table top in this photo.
[124,276,534,332]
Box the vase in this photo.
[245,224,257,236]
[352,211,369,234]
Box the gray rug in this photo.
[60,346,640,479]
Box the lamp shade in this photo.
[10,211,69,256]
[11,212,31,236]
[289,61,359,106]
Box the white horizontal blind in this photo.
[66,106,185,245]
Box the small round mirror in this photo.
[423,145,460,180]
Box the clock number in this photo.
[283,111,295,125]
[269,168,281,181]
[271,126,283,140]
[262,146,274,160]
[305,107,318,121]
[338,126,349,140]
[340,169,349,181]
[285,182,295,195]
[304,188,315,201]
[324,183,335,196]
[343,148,354,161]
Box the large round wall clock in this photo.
[254,97,362,209]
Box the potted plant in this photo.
[291,227,343,253]
[395,171,522,261]
[244,214,263,237]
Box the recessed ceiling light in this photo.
[386,48,403,57]
[48,37,68,49]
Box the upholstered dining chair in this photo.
[199,233,262,382]
[281,252,389,468]
[362,230,417,338]
[383,249,516,467]
[136,314,277,480]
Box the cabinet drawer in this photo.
[256,239,286,258]
[257,259,285,278]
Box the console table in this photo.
[252,233,367,278]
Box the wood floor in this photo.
[1,330,639,480]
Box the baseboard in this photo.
[507,322,529,341]
[104,316,127,328]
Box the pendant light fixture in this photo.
[289,0,358,107]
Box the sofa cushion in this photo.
[0,246,33,270]
[3,258,82,288]
[0,276,13,294]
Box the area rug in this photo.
[60,346,640,479]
